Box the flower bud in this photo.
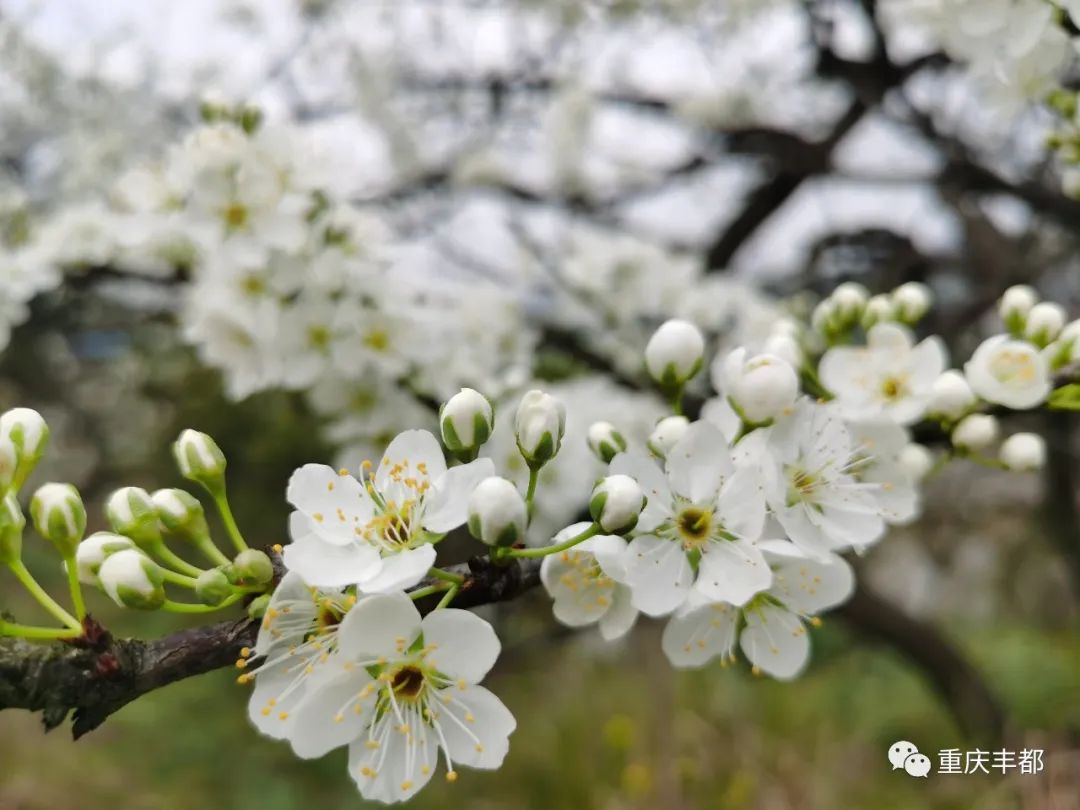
[999,285,1038,333]
[467,476,527,547]
[98,548,165,610]
[811,299,835,334]
[999,433,1046,471]
[899,444,934,482]
[172,429,227,491]
[247,593,272,620]
[647,415,689,458]
[0,492,24,565]
[151,488,209,539]
[762,333,802,368]
[231,548,274,585]
[952,414,999,451]
[586,421,627,464]
[1060,319,1080,346]
[0,436,17,492]
[0,407,49,486]
[861,294,895,329]
[439,388,494,459]
[1024,302,1066,346]
[105,486,162,545]
[514,390,566,468]
[589,475,645,534]
[644,319,705,388]
[831,282,869,323]
[195,568,234,606]
[30,483,86,558]
[927,370,976,421]
[892,282,932,323]
[74,532,136,584]
[724,350,799,424]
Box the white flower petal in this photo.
[289,670,376,759]
[338,592,422,660]
[359,545,437,594]
[287,464,373,544]
[349,721,437,803]
[598,586,638,641]
[376,430,448,492]
[661,603,738,668]
[422,457,495,533]
[437,685,516,770]
[625,535,692,616]
[739,606,810,680]
[421,609,501,684]
[282,536,383,588]
[767,550,854,615]
[695,539,772,606]
[666,421,733,502]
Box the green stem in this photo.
[193,534,232,567]
[507,523,600,559]
[63,556,85,619]
[435,584,460,610]
[409,583,450,601]
[148,541,204,578]
[213,491,249,554]
[160,569,199,589]
[524,467,540,520]
[7,561,81,630]
[162,594,242,614]
[427,567,465,586]
[0,621,81,641]
[668,384,685,416]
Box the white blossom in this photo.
[283,430,493,590]
[964,335,1051,409]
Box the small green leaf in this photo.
[1049,385,1080,410]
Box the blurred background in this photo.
[0,0,1079,807]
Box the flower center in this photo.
[990,351,1036,387]
[676,506,713,547]
[391,665,427,700]
[880,376,905,399]
[222,203,249,230]
[786,466,821,506]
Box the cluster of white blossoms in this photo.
[1,280,1075,804]
[881,0,1079,108]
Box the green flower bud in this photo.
[514,390,566,469]
[467,476,527,547]
[0,407,49,487]
[195,568,234,606]
[74,532,136,584]
[589,475,645,534]
[586,421,627,464]
[0,491,25,565]
[247,593,272,620]
[30,482,86,558]
[151,488,210,539]
[0,437,17,492]
[105,486,161,546]
[172,429,227,492]
[439,388,495,460]
[231,549,274,586]
[98,549,165,610]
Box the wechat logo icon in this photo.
[889,741,931,777]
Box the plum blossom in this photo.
[819,323,947,425]
[611,421,770,616]
[286,593,515,804]
[540,522,638,640]
[755,399,887,556]
[964,335,1051,409]
[283,430,493,591]
[662,541,854,679]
